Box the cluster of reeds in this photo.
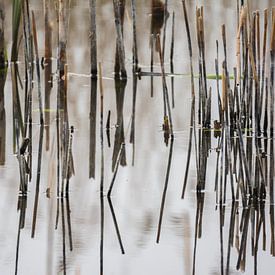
[181,1,275,273]
[7,0,75,273]
[55,2,75,273]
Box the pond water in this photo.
[0,0,275,274]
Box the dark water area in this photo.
[0,0,275,274]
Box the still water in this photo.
[0,0,275,274]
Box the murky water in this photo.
[0,0,275,274]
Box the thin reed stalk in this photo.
[107,196,125,254]
[89,0,97,76]
[156,138,174,243]
[99,62,104,275]
[0,3,7,165]
[170,11,175,108]
[31,124,44,238]
[181,0,196,198]
[89,78,97,178]
[131,0,138,70]
[44,0,52,150]
[32,11,43,124]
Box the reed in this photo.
[106,110,111,148]
[44,0,52,151]
[157,32,174,144]
[0,3,7,165]
[22,0,34,181]
[112,79,127,171]
[31,124,44,238]
[65,193,73,251]
[150,34,154,97]
[161,0,168,63]
[88,0,97,178]
[170,11,175,108]
[11,0,22,62]
[156,137,174,243]
[32,11,43,124]
[89,78,97,178]
[89,0,97,76]
[130,74,137,166]
[99,62,104,275]
[181,0,197,199]
[61,197,67,274]
[107,196,125,254]
[11,0,24,151]
[131,0,139,70]
[113,0,127,78]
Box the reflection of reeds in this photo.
[192,192,204,275]
[99,63,104,275]
[89,78,97,178]
[150,34,154,97]
[130,75,137,166]
[89,0,97,178]
[112,79,127,171]
[31,124,44,238]
[156,138,174,243]
[108,143,124,197]
[107,196,125,254]
[31,10,44,239]
[61,197,67,274]
[15,194,27,275]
